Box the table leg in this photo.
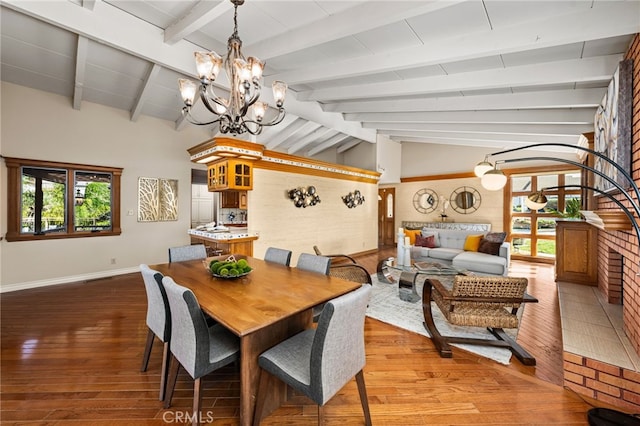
[376,259,396,284]
[238,309,311,426]
[398,271,420,303]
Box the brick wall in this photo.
[596,33,640,354]
[576,33,640,411]
[564,353,640,411]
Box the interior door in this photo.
[378,188,395,246]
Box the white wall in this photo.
[376,135,402,184]
[401,143,492,176]
[341,140,376,171]
[1,82,211,290]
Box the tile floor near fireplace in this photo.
[558,282,640,371]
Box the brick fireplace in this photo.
[562,33,640,411]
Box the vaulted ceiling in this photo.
[1,1,638,157]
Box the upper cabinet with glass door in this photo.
[207,159,253,191]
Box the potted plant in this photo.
[552,198,583,219]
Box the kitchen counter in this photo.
[189,228,257,240]
[188,229,258,256]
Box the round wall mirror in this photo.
[413,188,438,214]
[450,186,481,214]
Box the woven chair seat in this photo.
[442,304,520,329]
[432,276,527,329]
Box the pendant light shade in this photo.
[480,168,507,191]
[525,191,548,210]
[474,155,494,177]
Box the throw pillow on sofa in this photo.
[478,239,502,256]
[404,229,421,245]
[415,234,436,248]
[421,229,440,246]
[463,234,484,251]
[484,231,507,243]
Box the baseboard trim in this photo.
[1,267,140,293]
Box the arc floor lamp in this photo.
[474,142,640,271]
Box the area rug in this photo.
[366,271,521,365]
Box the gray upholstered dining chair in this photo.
[252,284,373,426]
[161,276,240,425]
[264,247,292,266]
[296,253,331,275]
[139,264,171,401]
[168,243,207,262]
[295,253,332,320]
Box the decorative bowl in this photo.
[203,255,252,279]
[212,269,252,279]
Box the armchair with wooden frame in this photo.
[422,275,538,365]
[329,263,372,285]
[313,245,357,265]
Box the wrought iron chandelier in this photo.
[178,0,287,135]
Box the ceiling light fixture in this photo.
[178,0,287,136]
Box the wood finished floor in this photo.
[1,248,609,425]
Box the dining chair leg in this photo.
[355,370,372,426]
[251,369,270,426]
[140,328,155,372]
[318,404,324,426]
[192,377,202,426]
[163,354,180,409]
[159,341,170,401]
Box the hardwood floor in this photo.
[1,248,608,425]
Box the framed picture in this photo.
[138,177,178,222]
[593,59,633,192]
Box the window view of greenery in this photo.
[5,157,121,242]
[74,171,113,231]
[21,167,112,235]
[509,171,580,260]
[21,167,67,234]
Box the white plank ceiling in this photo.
[1,0,638,156]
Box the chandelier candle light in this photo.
[178,0,287,135]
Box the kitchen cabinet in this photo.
[191,184,214,227]
[189,232,258,257]
[555,220,598,285]
[221,190,247,209]
[207,159,253,191]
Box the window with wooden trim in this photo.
[4,157,122,241]
[508,170,580,261]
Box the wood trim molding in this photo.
[188,137,265,163]
[256,149,380,183]
[187,138,380,183]
[401,171,476,182]
[401,165,578,183]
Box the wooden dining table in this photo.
[149,255,361,426]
